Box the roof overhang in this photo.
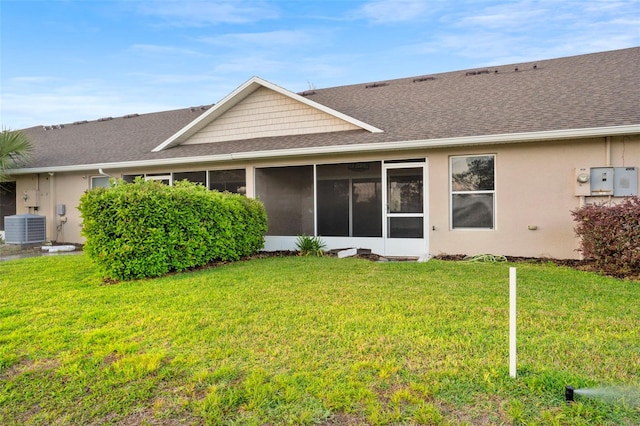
[9,124,640,175]
[151,76,384,152]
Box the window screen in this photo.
[316,162,382,237]
[174,171,206,186]
[209,169,246,194]
[255,166,314,236]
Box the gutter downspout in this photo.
[605,136,612,205]
[48,172,56,242]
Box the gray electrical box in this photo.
[614,167,638,196]
[56,204,66,216]
[590,167,614,196]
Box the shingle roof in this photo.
[19,107,213,169]
[17,47,640,171]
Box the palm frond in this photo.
[0,129,33,182]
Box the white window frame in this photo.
[449,154,496,230]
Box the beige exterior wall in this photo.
[184,87,360,144]
[10,134,639,259]
[14,172,90,243]
[427,135,639,259]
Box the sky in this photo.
[1,0,639,130]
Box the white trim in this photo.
[151,76,383,152]
[313,164,318,236]
[9,124,640,175]
[264,235,387,254]
[145,174,172,185]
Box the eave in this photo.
[8,124,640,175]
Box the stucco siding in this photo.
[9,134,638,259]
[184,87,360,144]
[428,135,640,259]
[14,173,88,243]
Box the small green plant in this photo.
[295,234,326,256]
[463,253,507,263]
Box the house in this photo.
[3,47,639,259]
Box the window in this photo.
[90,176,110,188]
[0,181,16,231]
[174,171,206,186]
[91,176,111,189]
[450,155,495,229]
[122,174,143,183]
[209,169,246,194]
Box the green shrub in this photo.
[572,196,640,277]
[295,234,326,256]
[78,179,267,280]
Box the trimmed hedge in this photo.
[572,196,640,277]
[78,179,267,280]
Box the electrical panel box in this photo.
[574,167,591,196]
[614,167,638,196]
[590,167,614,196]
[56,204,66,216]
[23,190,39,207]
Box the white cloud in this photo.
[458,8,548,29]
[3,91,137,128]
[135,0,278,26]
[404,0,640,69]
[198,30,314,47]
[125,72,223,85]
[8,75,59,85]
[1,77,187,129]
[212,56,286,74]
[128,44,205,56]
[358,0,432,23]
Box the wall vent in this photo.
[4,214,46,244]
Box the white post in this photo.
[509,267,517,378]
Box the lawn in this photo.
[1,254,639,425]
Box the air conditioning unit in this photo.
[4,214,47,244]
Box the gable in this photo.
[152,76,383,152]
[183,86,361,145]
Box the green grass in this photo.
[1,255,639,425]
